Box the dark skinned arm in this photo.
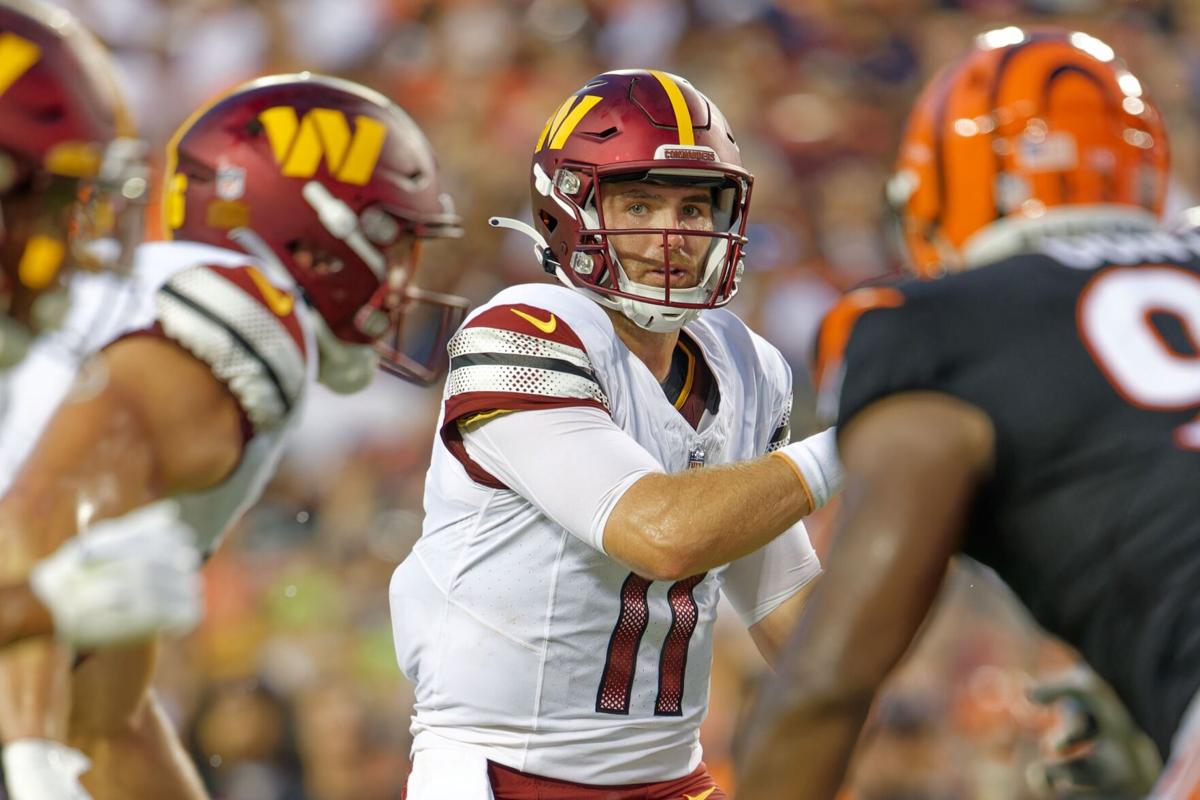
[735,392,994,800]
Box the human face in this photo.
[599,179,715,289]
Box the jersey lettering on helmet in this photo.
[258,106,386,186]
[535,93,602,153]
[0,33,39,98]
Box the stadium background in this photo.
[38,0,1200,797]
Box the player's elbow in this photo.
[606,519,698,581]
[635,543,701,583]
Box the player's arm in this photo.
[0,335,241,739]
[0,257,302,573]
[446,303,838,581]
[601,427,839,581]
[461,407,838,582]
[735,391,993,800]
[747,583,817,670]
[0,334,243,555]
[0,584,53,646]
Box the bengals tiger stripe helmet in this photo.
[890,27,1168,276]
[0,0,147,367]
[491,69,752,333]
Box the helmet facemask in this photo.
[354,240,471,386]
[543,160,750,332]
[0,136,147,357]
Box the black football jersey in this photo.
[823,229,1200,755]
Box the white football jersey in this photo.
[391,283,819,785]
[0,240,317,552]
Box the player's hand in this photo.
[1026,669,1162,799]
[2,738,93,800]
[29,500,203,648]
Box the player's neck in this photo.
[605,308,679,381]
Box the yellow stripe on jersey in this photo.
[673,341,696,410]
[648,70,694,146]
[458,408,514,430]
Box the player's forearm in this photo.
[0,636,74,743]
[605,454,810,581]
[737,690,872,800]
[0,338,244,557]
[0,584,53,647]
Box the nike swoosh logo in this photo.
[246,267,295,317]
[684,788,716,800]
[511,307,557,334]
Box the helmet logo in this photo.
[0,33,39,98]
[535,94,602,152]
[259,107,386,186]
[165,173,188,230]
[215,166,247,200]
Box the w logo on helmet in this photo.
[535,94,602,153]
[0,33,40,98]
[258,107,386,186]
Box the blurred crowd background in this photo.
[37,0,1200,797]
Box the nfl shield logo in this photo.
[215,166,246,201]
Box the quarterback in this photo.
[738,28,1200,800]
[0,69,468,800]
[391,69,841,799]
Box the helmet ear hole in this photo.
[538,210,557,233]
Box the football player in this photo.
[0,71,467,799]
[390,69,842,799]
[0,1,201,669]
[735,27,1200,800]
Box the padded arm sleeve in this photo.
[461,406,662,554]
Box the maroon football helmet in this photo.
[165,73,467,385]
[492,69,752,332]
[0,0,147,366]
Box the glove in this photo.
[2,738,92,800]
[1026,668,1162,799]
[29,500,203,648]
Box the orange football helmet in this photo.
[890,27,1168,276]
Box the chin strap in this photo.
[0,315,32,371]
[308,310,378,394]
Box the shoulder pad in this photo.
[443,302,609,426]
[813,286,905,418]
[155,264,308,432]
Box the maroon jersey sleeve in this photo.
[440,302,610,488]
[153,263,308,433]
